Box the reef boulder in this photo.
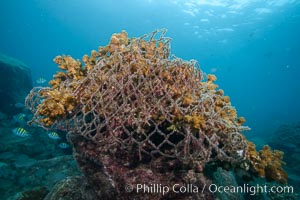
[44,176,99,200]
[269,122,300,191]
[2,155,81,199]
[0,54,32,115]
[25,30,289,199]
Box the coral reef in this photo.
[268,122,300,192]
[44,176,99,200]
[0,155,80,199]
[26,29,249,165]
[269,122,300,167]
[0,104,77,199]
[0,54,32,116]
[13,186,48,200]
[25,30,288,199]
[213,167,244,200]
[68,133,215,200]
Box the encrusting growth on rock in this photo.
[25,29,288,199]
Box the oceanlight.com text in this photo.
[124,183,294,196]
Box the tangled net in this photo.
[26,29,250,167]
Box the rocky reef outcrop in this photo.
[0,54,32,116]
[44,176,107,200]
[25,30,290,199]
[1,155,80,200]
[269,122,300,192]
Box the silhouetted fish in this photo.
[58,142,70,149]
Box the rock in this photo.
[44,176,99,200]
[67,133,216,200]
[0,54,32,116]
[2,155,81,200]
[269,122,300,150]
[213,168,244,200]
[268,122,300,192]
[11,186,48,200]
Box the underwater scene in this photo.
[0,0,300,199]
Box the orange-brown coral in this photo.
[246,142,287,184]
[32,89,78,126]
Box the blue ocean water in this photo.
[0,0,300,199]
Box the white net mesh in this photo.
[26,29,249,166]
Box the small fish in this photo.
[36,77,46,84]
[48,132,61,140]
[58,142,70,149]
[13,113,26,123]
[12,127,30,137]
